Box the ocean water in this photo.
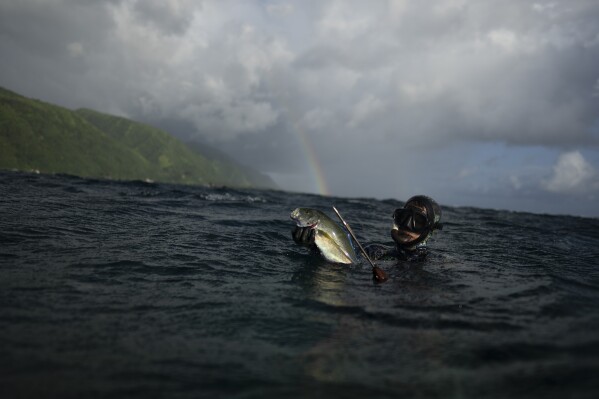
[1,170,598,399]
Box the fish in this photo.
[290,207,357,264]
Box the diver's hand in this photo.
[292,226,316,247]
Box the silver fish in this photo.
[290,207,357,264]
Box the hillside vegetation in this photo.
[0,87,276,189]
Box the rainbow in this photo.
[293,123,330,196]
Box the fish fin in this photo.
[314,230,354,264]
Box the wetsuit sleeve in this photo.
[399,246,428,262]
[365,243,428,262]
[364,244,397,261]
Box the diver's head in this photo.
[391,195,442,250]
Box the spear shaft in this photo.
[332,206,388,283]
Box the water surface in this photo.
[1,171,598,398]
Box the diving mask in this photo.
[393,206,431,234]
[392,195,443,249]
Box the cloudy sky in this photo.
[1,0,599,216]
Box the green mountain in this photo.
[0,87,277,189]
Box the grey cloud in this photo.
[1,0,599,215]
[542,151,598,194]
[0,1,115,58]
[131,0,201,35]
[276,1,599,157]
